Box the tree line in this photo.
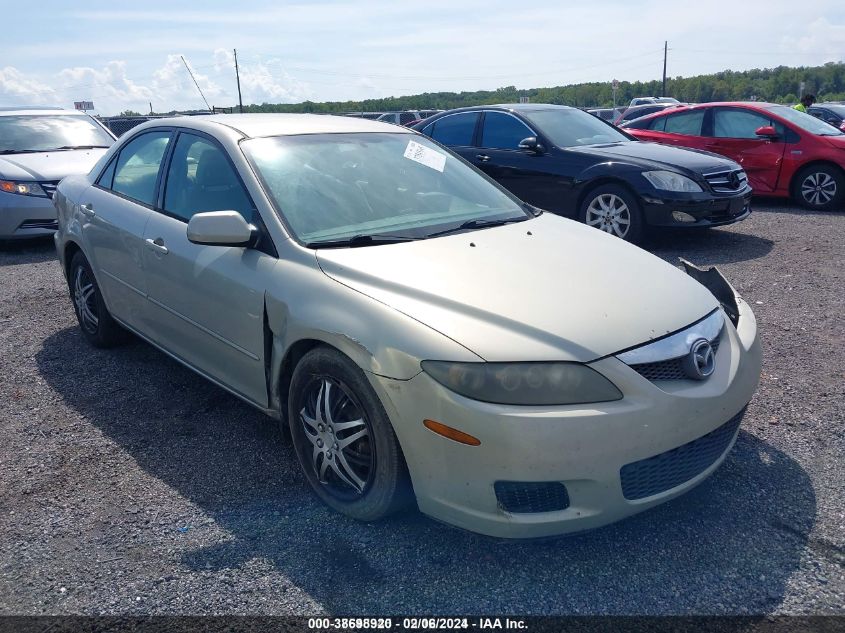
[240,62,845,114]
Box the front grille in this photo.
[704,169,747,193]
[494,481,570,513]
[631,337,721,382]
[39,181,59,199]
[18,219,58,230]
[620,410,744,500]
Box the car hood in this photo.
[316,214,719,362]
[0,149,108,181]
[569,141,736,174]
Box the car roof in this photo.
[155,113,414,138]
[0,107,84,116]
[424,104,576,118]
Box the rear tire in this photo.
[793,164,844,210]
[68,251,125,348]
[578,184,645,244]
[288,346,412,521]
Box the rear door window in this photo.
[429,113,479,146]
[110,131,171,206]
[663,110,705,135]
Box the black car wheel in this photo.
[288,346,411,521]
[68,251,125,348]
[794,165,844,210]
[579,184,644,243]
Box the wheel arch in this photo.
[789,160,845,198]
[62,239,84,282]
[576,177,642,213]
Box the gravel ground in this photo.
[0,200,843,616]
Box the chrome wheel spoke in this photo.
[300,407,320,433]
[333,417,365,432]
[337,428,368,450]
[331,450,365,492]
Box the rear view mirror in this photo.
[187,210,256,247]
[755,125,778,138]
[518,136,545,154]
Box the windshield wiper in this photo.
[0,149,51,154]
[425,215,529,238]
[305,234,418,248]
[46,145,111,151]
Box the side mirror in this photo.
[187,210,256,247]
[755,125,778,139]
[518,136,545,154]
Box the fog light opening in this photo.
[672,211,697,223]
[423,419,481,446]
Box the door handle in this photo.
[475,154,491,162]
[145,237,169,255]
[80,203,95,218]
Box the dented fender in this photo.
[261,252,481,412]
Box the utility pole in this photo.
[662,41,668,97]
[180,55,211,111]
[234,48,244,113]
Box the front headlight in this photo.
[420,361,623,405]
[642,170,703,193]
[0,180,47,197]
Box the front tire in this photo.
[579,184,645,243]
[794,165,844,210]
[288,346,411,521]
[68,251,125,348]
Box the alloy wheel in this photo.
[801,172,837,206]
[73,265,99,334]
[585,193,631,238]
[299,377,375,499]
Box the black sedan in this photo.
[412,104,751,243]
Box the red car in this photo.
[623,102,845,210]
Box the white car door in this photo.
[140,130,277,407]
[80,130,173,331]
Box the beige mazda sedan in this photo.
[53,114,761,538]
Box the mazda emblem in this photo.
[682,338,715,380]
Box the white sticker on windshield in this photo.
[403,140,447,173]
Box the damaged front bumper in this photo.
[366,262,762,538]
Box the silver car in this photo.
[0,108,115,239]
[54,114,761,538]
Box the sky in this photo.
[3,0,844,115]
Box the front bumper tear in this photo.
[679,258,740,326]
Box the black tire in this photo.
[578,184,645,244]
[68,251,125,348]
[288,346,411,521]
[793,164,845,211]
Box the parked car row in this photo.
[52,113,762,538]
[623,101,845,209]
[412,103,751,242]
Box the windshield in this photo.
[0,115,114,153]
[242,132,528,245]
[821,105,845,117]
[522,108,631,147]
[765,105,844,136]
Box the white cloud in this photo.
[213,49,311,105]
[791,17,845,59]
[0,66,56,105]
